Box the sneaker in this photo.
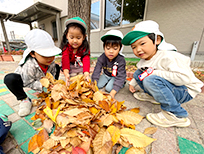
[133,92,160,104]
[146,110,191,127]
[18,98,32,117]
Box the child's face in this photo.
[131,35,158,60]
[30,52,55,68]
[66,27,85,49]
[104,44,120,61]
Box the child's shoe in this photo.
[146,110,191,127]
[133,92,160,104]
[18,98,32,117]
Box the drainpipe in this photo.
[0,17,12,53]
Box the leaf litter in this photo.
[28,73,157,154]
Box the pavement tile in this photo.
[176,127,203,146]
[25,92,38,99]
[27,89,37,94]
[152,128,179,154]
[4,96,19,107]
[0,103,15,115]
[25,112,35,123]
[0,135,17,153]
[9,119,36,144]
[20,140,30,154]
[8,113,21,123]
[178,136,204,154]
[0,100,5,105]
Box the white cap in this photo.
[101,29,123,41]
[19,29,62,65]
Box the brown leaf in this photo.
[92,128,111,154]
[116,111,144,126]
[99,140,113,154]
[42,119,54,133]
[98,100,111,112]
[143,127,158,135]
[93,91,104,103]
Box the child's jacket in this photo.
[92,53,126,92]
[15,57,57,92]
[130,50,203,98]
[62,44,90,72]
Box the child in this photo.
[4,29,62,117]
[60,17,90,85]
[122,20,203,127]
[91,30,126,98]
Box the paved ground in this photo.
[0,61,204,154]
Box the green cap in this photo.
[65,17,87,30]
[122,31,150,45]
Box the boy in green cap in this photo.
[122,20,203,127]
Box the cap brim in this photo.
[18,46,62,65]
[101,35,122,42]
[65,19,86,30]
[122,31,150,45]
[35,46,62,57]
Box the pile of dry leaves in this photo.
[28,73,157,154]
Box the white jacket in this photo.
[130,50,203,98]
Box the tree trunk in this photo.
[68,0,91,43]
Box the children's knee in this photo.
[4,73,19,84]
[105,85,112,92]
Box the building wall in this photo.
[145,0,204,59]
[37,0,204,60]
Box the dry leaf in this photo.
[130,107,140,113]
[40,78,50,88]
[143,127,158,135]
[93,91,104,103]
[125,147,146,154]
[116,111,144,126]
[120,128,156,148]
[106,125,120,146]
[92,128,111,154]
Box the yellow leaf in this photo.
[106,125,120,146]
[40,78,50,88]
[46,72,55,84]
[143,127,158,135]
[125,147,146,154]
[130,107,140,113]
[43,106,60,123]
[120,128,156,148]
[89,107,99,115]
[52,101,60,109]
[45,97,51,108]
[116,111,144,126]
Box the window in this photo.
[91,0,100,30]
[105,0,146,28]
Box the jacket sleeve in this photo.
[151,56,195,86]
[62,48,70,71]
[20,65,43,92]
[112,57,126,92]
[91,55,103,82]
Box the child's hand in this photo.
[129,85,136,93]
[109,89,117,99]
[84,72,91,82]
[63,69,70,86]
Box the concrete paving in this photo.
[0,61,204,154]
